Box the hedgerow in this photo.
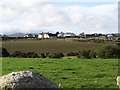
[1,43,120,59]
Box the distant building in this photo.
[24,34,35,38]
[106,34,114,40]
[38,34,42,39]
[57,32,64,38]
[57,32,76,38]
[43,33,49,39]
[38,32,50,39]
[64,32,76,37]
[79,32,86,38]
[79,32,105,38]
[107,34,113,38]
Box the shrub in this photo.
[104,45,115,58]
[46,53,50,57]
[49,53,64,58]
[89,50,96,58]
[11,51,39,58]
[1,48,10,57]
[77,51,81,58]
[81,50,91,59]
[113,44,120,58]
[20,52,27,58]
[10,51,25,58]
[40,53,46,58]
[96,48,106,58]
[96,45,120,59]
[78,50,91,59]
[26,52,39,58]
[67,52,78,56]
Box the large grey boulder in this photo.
[0,71,60,89]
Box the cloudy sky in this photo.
[0,0,119,35]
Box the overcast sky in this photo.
[0,0,119,35]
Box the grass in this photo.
[2,58,118,88]
[2,39,108,54]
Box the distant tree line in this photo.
[1,44,120,59]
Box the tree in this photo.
[2,35,9,41]
[56,32,59,36]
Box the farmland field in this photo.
[2,58,118,88]
[2,39,108,54]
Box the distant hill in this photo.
[7,33,25,37]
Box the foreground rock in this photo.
[0,71,60,89]
[117,76,120,88]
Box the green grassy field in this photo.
[2,39,108,54]
[2,58,118,88]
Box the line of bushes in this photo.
[1,44,120,59]
[0,49,64,58]
[77,44,120,59]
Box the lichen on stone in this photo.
[0,71,60,89]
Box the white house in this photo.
[57,32,64,38]
[38,33,50,39]
[107,34,113,38]
[43,33,49,38]
[24,34,35,38]
[64,33,76,37]
[57,32,76,38]
[38,34,43,39]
